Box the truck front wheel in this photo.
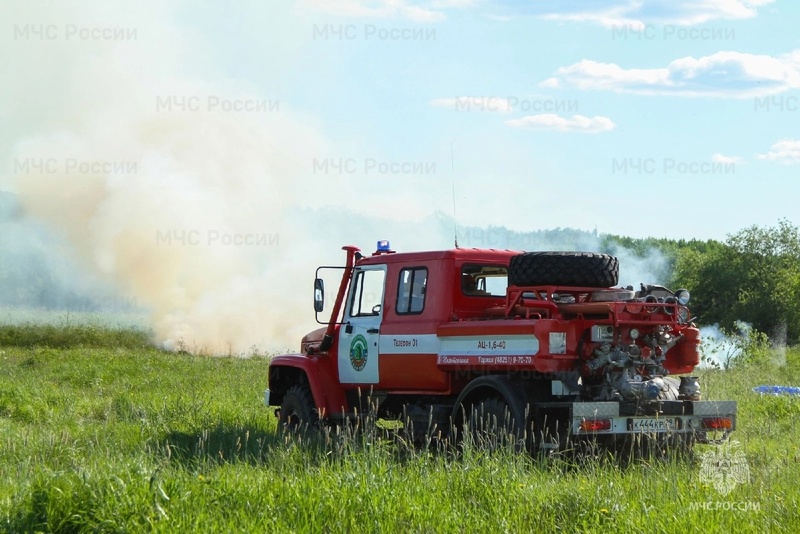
[279,384,318,433]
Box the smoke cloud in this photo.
[1,1,338,353]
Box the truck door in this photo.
[338,265,386,384]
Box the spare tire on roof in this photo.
[508,251,619,288]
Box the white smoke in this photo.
[698,321,774,369]
[698,324,741,369]
[604,243,670,290]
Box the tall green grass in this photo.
[1,324,799,532]
[0,321,152,350]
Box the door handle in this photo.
[367,328,380,334]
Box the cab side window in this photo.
[349,268,386,316]
[396,267,428,315]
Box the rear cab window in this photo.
[461,264,508,297]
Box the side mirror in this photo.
[314,278,325,313]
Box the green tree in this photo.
[673,220,800,344]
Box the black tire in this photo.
[460,397,525,451]
[279,385,318,433]
[508,251,619,288]
[531,409,570,456]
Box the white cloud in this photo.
[429,96,515,113]
[542,50,800,98]
[532,0,774,29]
[301,0,773,26]
[504,114,615,133]
[712,153,745,164]
[757,139,800,164]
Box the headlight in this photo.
[675,289,690,305]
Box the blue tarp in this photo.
[752,385,800,396]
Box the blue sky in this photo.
[218,0,799,240]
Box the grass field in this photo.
[1,322,799,533]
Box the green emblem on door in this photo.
[350,334,368,371]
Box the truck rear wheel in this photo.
[279,384,318,433]
[508,251,619,288]
[459,396,527,451]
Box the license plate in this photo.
[629,417,677,432]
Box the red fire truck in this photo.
[265,241,736,452]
